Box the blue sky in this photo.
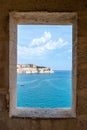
[17,25,72,70]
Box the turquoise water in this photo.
[17,70,72,108]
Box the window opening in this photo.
[9,12,77,118]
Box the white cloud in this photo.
[18,46,45,58]
[18,31,69,60]
[44,38,68,50]
[31,32,51,47]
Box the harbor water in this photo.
[17,70,72,108]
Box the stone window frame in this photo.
[9,12,77,118]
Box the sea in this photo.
[17,70,72,108]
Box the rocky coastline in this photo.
[17,64,54,74]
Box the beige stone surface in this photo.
[0,0,87,129]
[9,12,77,118]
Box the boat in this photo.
[20,83,24,86]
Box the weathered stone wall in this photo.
[0,0,87,129]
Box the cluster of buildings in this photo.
[17,64,54,74]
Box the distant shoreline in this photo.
[17,64,54,74]
[17,70,72,75]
